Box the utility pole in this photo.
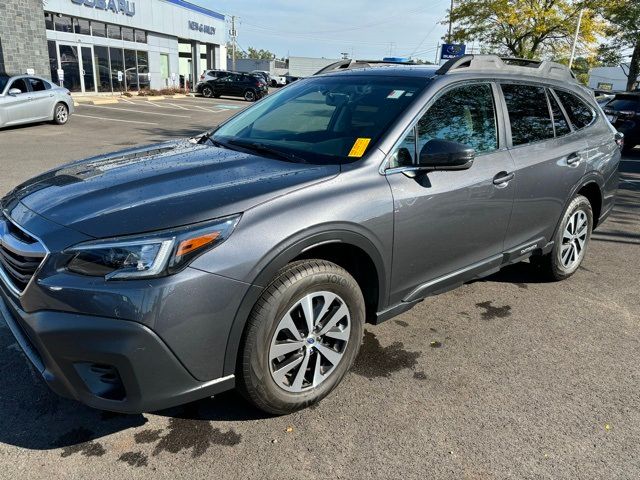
[569,9,584,70]
[230,15,238,71]
[447,0,454,43]
[434,43,440,64]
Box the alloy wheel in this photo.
[560,209,588,269]
[245,90,255,101]
[56,105,68,123]
[269,291,351,393]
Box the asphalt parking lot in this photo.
[0,98,639,479]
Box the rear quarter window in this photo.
[554,90,596,130]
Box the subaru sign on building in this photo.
[19,0,227,93]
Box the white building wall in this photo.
[588,65,634,92]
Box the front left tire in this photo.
[53,103,69,125]
[237,260,365,415]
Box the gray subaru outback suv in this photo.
[0,55,620,414]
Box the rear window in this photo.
[502,84,554,146]
[28,78,49,91]
[554,90,596,130]
[606,96,640,112]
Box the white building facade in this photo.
[43,0,227,93]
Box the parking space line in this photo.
[118,100,191,111]
[74,114,159,125]
[80,105,191,118]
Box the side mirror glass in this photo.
[418,139,475,171]
[8,88,22,96]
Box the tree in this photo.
[227,44,277,61]
[446,0,606,59]
[603,0,640,91]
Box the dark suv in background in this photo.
[0,55,619,415]
[197,72,268,101]
[603,92,640,153]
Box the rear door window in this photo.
[28,78,49,91]
[554,90,596,130]
[501,84,554,146]
[548,90,571,137]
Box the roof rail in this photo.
[435,54,577,82]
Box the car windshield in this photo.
[212,75,428,164]
[0,75,9,93]
[607,97,640,112]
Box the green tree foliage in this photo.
[227,44,276,61]
[446,0,605,59]
[603,0,640,90]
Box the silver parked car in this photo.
[0,74,74,129]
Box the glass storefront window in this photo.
[124,49,138,90]
[110,47,125,91]
[54,15,73,33]
[107,25,122,40]
[44,12,54,30]
[135,30,147,43]
[94,46,112,93]
[92,21,107,37]
[74,18,91,36]
[48,41,58,85]
[137,51,149,90]
[122,27,135,42]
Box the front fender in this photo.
[221,226,389,377]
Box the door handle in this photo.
[493,171,515,186]
[567,152,584,165]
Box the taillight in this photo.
[615,132,624,150]
[200,74,205,80]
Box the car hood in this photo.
[4,140,340,238]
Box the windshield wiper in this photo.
[226,139,308,164]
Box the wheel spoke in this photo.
[318,303,349,336]
[323,326,350,342]
[279,312,304,341]
[300,295,315,336]
[315,343,342,366]
[315,292,337,328]
[272,354,304,385]
[291,350,311,390]
[270,340,304,360]
[312,351,324,387]
[562,244,573,265]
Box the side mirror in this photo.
[8,88,22,96]
[418,139,475,171]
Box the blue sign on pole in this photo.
[440,44,466,60]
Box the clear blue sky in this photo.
[198,0,452,61]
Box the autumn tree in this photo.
[446,0,605,59]
[603,0,640,91]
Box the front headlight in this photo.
[65,215,240,280]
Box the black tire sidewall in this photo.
[239,261,365,414]
[552,195,593,278]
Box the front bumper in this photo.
[0,291,235,413]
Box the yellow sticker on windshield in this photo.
[348,138,371,158]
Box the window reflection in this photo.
[502,84,554,146]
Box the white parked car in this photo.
[0,74,73,129]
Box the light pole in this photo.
[569,9,584,70]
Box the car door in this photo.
[1,78,34,126]
[27,78,55,120]
[499,83,588,252]
[385,82,516,304]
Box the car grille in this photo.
[0,212,47,295]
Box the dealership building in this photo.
[0,0,227,93]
